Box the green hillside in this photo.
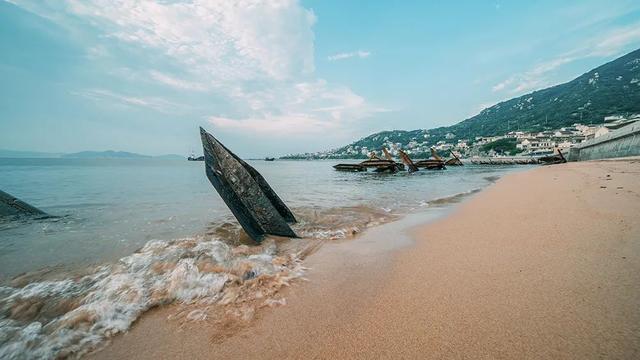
[285,48,640,159]
[435,48,640,141]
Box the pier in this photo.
[467,157,540,165]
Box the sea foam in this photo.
[0,236,305,359]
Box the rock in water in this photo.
[199,127,297,242]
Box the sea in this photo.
[0,158,523,359]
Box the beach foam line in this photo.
[0,236,307,359]
[0,177,503,359]
[420,188,483,207]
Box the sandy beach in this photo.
[91,159,640,359]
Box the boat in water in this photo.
[444,150,464,166]
[199,127,298,242]
[264,157,275,161]
[414,148,446,169]
[334,148,444,172]
[187,151,204,161]
[333,151,404,173]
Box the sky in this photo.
[1,0,640,157]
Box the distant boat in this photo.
[187,151,204,161]
[264,157,275,161]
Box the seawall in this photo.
[569,122,640,161]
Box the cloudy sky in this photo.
[1,0,640,157]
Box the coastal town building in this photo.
[594,127,610,138]
[285,114,639,159]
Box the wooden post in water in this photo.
[382,147,394,162]
[398,150,419,172]
[445,150,464,166]
[430,147,443,161]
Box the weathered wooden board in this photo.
[200,127,297,242]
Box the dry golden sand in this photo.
[90,160,640,359]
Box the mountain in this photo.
[62,151,151,159]
[62,151,187,159]
[285,48,640,159]
[0,149,186,159]
[438,48,640,139]
[0,149,63,158]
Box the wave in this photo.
[0,181,496,359]
[422,188,482,207]
[293,205,399,240]
[0,236,309,359]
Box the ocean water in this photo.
[0,158,522,358]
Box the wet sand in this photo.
[90,159,640,359]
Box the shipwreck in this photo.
[0,190,49,218]
[333,147,447,172]
[333,150,404,173]
[199,127,298,242]
[444,150,464,166]
[538,148,567,165]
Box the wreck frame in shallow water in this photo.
[199,127,298,243]
[0,189,49,218]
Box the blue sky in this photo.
[1,0,639,157]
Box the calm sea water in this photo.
[0,158,522,358]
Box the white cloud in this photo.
[86,45,109,59]
[491,78,512,93]
[328,50,371,61]
[492,23,640,95]
[60,0,317,82]
[12,0,318,87]
[493,56,574,94]
[73,89,183,113]
[14,0,384,138]
[149,71,207,92]
[209,114,332,135]
[209,79,388,135]
[561,2,640,33]
[586,25,640,57]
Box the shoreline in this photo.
[90,160,640,359]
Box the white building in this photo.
[594,127,610,138]
[456,140,469,150]
[554,130,574,138]
[435,143,453,151]
[518,138,555,154]
[604,115,625,122]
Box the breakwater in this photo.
[568,122,640,161]
[466,157,539,165]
